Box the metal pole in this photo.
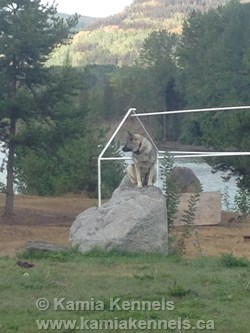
[131,109,160,186]
[100,151,250,160]
[130,105,250,117]
[98,108,136,207]
[156,155,160,187]
[131,110,159,152]
[99,108,136,160]
[97,105,250,207]
[173,152,250,158]
[97,157,102,207]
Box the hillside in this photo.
[49,0,250,67]
[58,13,99,31]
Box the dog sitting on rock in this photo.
[122,131,157,188]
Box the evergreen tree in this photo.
[177,0,250,188]
[0,0,78,216]
[138,30,183,140]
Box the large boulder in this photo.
[69,176,168,254]
[170,166,202,193]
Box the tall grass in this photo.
[0,252,250,332]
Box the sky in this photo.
[41,0,134,17]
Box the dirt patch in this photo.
[0,225,70,257]
[0,194,250,259]
[172,221,250,259]
[0,193,97,226]
[0,193,97,257]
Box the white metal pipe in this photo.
[101,156,132,160]
[98,106,250,207]
[159,150,220,155]
[130,105,250,117]
[161,151,250,156]
[156,154,159,187]
[97,157,101,207]
[173,152,250,158]
[99,108,136,159]
[98,108,136,207]
[159,150,214,155]
[167,151,215,155]
[101,152,250,161]
[131,109,159,152]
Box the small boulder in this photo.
[170,166,202,193]
[26,240,68,253]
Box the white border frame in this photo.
[98,106,250,207]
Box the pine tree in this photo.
[0,0,78,216]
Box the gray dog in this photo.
[122,131,157,188]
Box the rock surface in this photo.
[26,240,68,252]
[174,192,221,226]
[69,176,168,254]
[170,166,202,193]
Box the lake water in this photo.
[0,150,239,210]
[173,157,238,210]
[126,154,239,210]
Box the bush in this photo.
[220,253,249,268]
[16,129,125,197]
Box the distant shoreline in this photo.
[158,141,214,152]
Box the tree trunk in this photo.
[4,117,16,217]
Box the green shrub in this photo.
[220,253,249,268]
[168,280,191,297]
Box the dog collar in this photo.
[133,141,142,154]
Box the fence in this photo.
[98,106,250,207]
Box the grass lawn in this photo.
[0,250,250,332]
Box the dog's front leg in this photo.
[148,165,156,187]
[134,164,142,188]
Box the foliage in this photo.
[177,0,250,188]
[4,0,250,199]
[160,151,180,226]
[48,0,238,67]
[58,13,98,31]
[234,187,250,214]
[160,151,201,255]
[181,192,201,227]
[71,60,182,143]
[221,186,231,211]
[176,192,201,255]
[168,280,191,297]
[0,181,6,193]
[18,248,80,262]
[0,0,78,215]
[220,253,250,267]
[16,128,125,198]
[192,228,206,257]
[138,30,184,140]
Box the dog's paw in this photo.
[137,183,143,189]
[148,182,153,187]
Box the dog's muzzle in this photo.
[122,145,131,152]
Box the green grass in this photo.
[0,251,250,332]
[219,253,250,268]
